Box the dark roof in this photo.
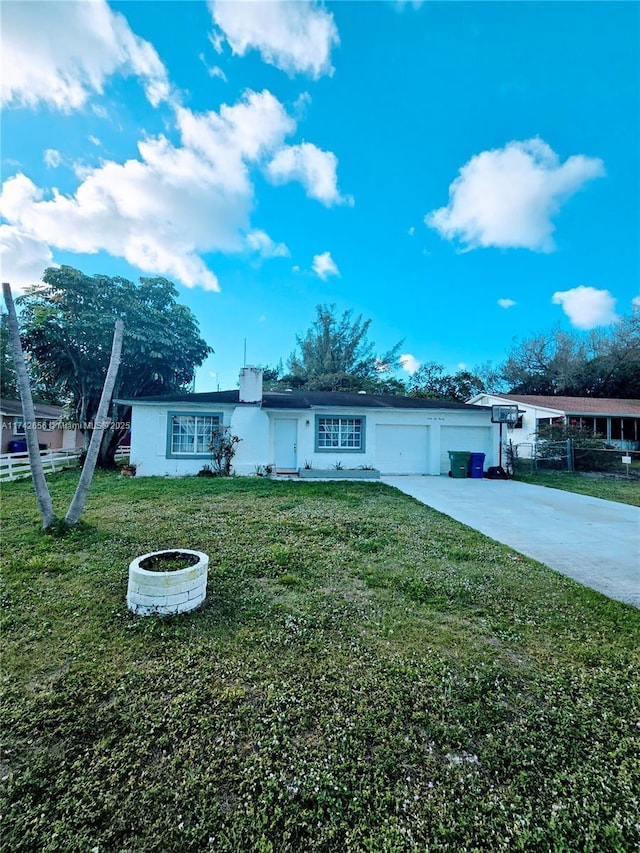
[499,395,640,416]
[120,388,490,412]
[117,390,241,405]
[0,398,64,418]
[261,391,484,411]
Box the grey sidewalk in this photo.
[382,476,640,607]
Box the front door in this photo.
[274,419,298,471]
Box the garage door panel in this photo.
[440,426,492,474]
[376,425,429,474]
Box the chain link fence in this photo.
[506,439,640,478]
[572,445,639,477]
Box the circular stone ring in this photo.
[126,549,209,616]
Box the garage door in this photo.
[375,425,429,474]
[440,426,492,474]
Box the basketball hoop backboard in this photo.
[491,405,520,427]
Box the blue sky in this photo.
[1,0,638,392]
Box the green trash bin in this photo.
[448,451,471,478]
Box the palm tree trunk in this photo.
[2,282,57,529]
[65,320,124,526]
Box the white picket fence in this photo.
[0,448,81,482]
[0,447,129,482]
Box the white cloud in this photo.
[1,0,170,112]
[199,52,228,82]
[552,286,617,329]
[400,353,420,374]
[632,295,640,310]
[497,298,516,309]
[245,230,290,259]
[208,0,339,79]
[175,89,295,188]
[312,251,339,280]
[1,155,223,291]
[293,92,312,118]
[408,226,415,237]
[209,65,228,82]
[426,138,605,252]
[0,90,301,292]
[0,225,54,292]
[88,135,102,147]
[267,142,353,206]
[209,30,225,54]
[44,149,61,168]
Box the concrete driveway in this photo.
[382,476,640,607]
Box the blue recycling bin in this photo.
[8,439,27,453]
[468,452,485,478]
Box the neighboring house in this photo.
[467,393,640,453]
[0,398,82,453]
[123,367,499,477]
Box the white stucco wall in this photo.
[265,406,498,476]
[468,394,563,458]
[130,401,499,477]
[129,403,238,476]
[230,405,270,474]
[238,366,264,403]
[62,428,79,450]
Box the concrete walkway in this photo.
[382,476,640,607]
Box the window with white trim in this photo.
[13,417,57,434]
[316,416,364,451]
[168,413,221,457]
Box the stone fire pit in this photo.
[126,549,209,616]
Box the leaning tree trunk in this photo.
[65,320,124,526]
[98,427,120,470]
[98,408,131,469]
[2,282,57,529]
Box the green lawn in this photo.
[514,470,640,506]
[1,472,639,853]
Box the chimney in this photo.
[239,366,263,403]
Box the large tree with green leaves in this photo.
[1,310,64,404]
[3,281,124,530]
[501,311,640,397]
[277,304,404,393]
[0,312,18,399]
[18,266,212,467]
[582,311,640,397]
[406,362,486,401]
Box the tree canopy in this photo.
[406,362,486,401]
[501,311,640,398]
[261,305,639,401]
[1,313,18,399]
[18,266,212,466]
[272,304,404,393]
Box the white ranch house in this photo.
[124,367,500,477]
[468,393,640,455]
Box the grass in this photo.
[1,471,639,853]
[514,470,640,506]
